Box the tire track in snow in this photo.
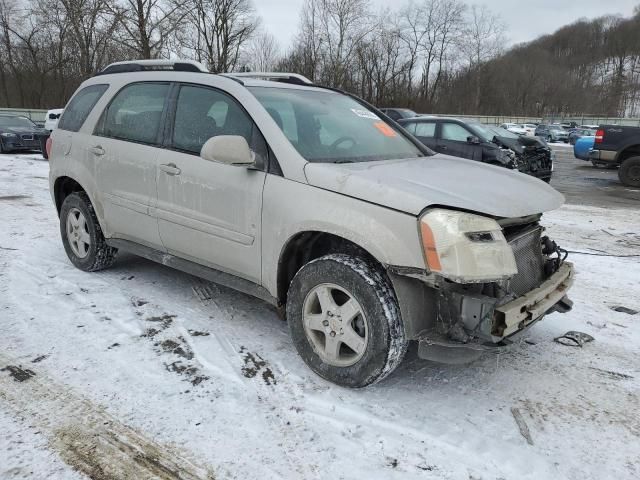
[0,352,216,480]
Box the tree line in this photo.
[1,0,639,118]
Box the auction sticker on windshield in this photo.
[373,121,397,137]
[351,108,380,120]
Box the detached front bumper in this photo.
[416,262,574,363]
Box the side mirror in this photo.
[200,135,255,167]
[467,135,481,144]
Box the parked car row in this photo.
[500,123,537,136]
[0,108,63,159]
[0,114,51,158]
[568,128,596,145]
[534,124,569,143]
[397,116,553,182]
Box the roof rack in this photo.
[97,60,208,75]
[222,72,313,85]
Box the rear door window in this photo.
[96,82,169,144]
[402,122,417,135]
[58,84,108,132]
[415,122,436,138]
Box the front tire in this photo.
[619,156,640,188]
[60,192,118,272]
[286,254,407,388]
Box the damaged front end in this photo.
[389,210,574,363]
[495,136,554,182]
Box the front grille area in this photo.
[20,134,34,141]
[523,148,552,172]
[507,226,545,297]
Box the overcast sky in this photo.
[254,0,639,51]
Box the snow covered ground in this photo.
[1,153,638,480]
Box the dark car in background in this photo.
[590,125,640,187]
[568,128,596,145]
[0,114,50,158]
[398,116,553,182]
[379,108,419,121]
[535,124,569,143]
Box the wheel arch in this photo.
[54,176,86,214]
[276,230,383,307]
[53,176,107,233]
[617,144,640,163]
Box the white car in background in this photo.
[500,123,528,136]
[44,108,64,132]
[521,123,537,136]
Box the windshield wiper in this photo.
[331,159,355,164]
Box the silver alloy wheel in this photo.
[302,283,368,367]
[66,207,91,258]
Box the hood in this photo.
[2,127,46,135]
[304,155,564,218]
[492,135,547,154]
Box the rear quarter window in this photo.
[58,84,109,132]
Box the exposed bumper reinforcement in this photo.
[417,262,574,363]
[493,262,574,337]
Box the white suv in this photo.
[49,60,574,387]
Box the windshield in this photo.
[249,87,425,163]
[550,126,564,132]
[0,116,36,129]
[469,123,519,141]
[398,109,417,118]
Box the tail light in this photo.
[46,137,52,158]
[595,129,604,144]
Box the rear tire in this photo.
[40,137,48,160]
[286,254,407,388]
[60,192,118,272]
[619,156,640,188]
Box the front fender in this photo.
[261,175,425,297]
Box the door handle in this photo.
[439,145,448,150]
[90,145,105,156]
[159,163,181,176]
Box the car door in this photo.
[93,82,170,248]
[155,83,267,283]
[437,122,479,160]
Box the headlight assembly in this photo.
[419,209,518,283]
[1,132,18,138]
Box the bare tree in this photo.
[180,0,259,72]
[108,0,187,59]
[244,31,280,71]
[59,0,122,76]
[459,4,506,109]
[418,0,466,107]
[318,0,374,87]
